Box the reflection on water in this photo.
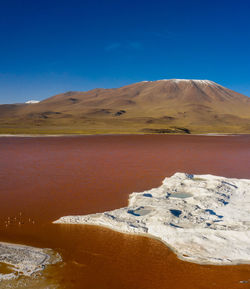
[0,135,250,288]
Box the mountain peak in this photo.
[140,79,216,85]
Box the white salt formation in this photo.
[54,173,250,265]
[0,242,61,281]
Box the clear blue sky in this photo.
[0,0,249,104]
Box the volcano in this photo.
[0,79,250,134]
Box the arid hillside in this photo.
[0,79,250,134]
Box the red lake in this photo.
[0,135,250,289]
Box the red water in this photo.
[0,135,250,288]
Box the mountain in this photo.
[0,79,250,134]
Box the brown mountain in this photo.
[0,79,250,134]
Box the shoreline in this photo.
[0,133,247,137]
[55,222,250,267]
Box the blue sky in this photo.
[0,0,249,103]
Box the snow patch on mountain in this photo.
[139,79,218,86]
[25,100,40,104]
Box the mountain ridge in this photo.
[0,79,250,134]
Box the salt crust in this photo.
[0,242,62,281]
[54,173,250,265]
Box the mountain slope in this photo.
[0,79,250,134]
